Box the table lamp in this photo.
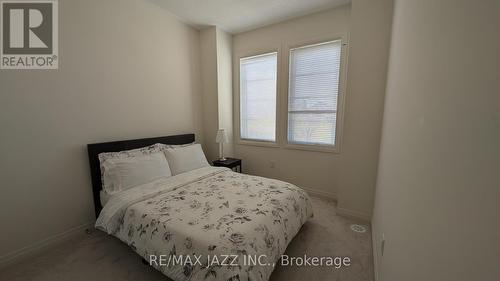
[215,129,228,161]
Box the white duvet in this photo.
[96,167,313,281]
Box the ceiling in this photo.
[151,0,351,34]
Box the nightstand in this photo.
[212,157,242,173]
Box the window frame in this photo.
[235,49,281,147]
[282,36,348,153]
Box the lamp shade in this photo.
[215,129,228,143]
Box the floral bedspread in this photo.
[96,167,313,281]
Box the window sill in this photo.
[236,139,340,154]
[236,139,280,148]
[284,143,340,154]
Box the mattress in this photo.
[96,166,313,281]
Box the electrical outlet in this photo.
[269,160,276,168]
[381,233,386,257]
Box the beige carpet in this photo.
[0,197,374,281]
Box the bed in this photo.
[88,134,313,281]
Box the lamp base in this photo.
[219,157,227,161]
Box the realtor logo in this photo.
[1,0,58,69]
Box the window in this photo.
[239,52,277,142]
[287,40,342,146]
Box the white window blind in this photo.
[288,40,342,146]
[240,52,277,142]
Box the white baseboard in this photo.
[0,221,94,269]
[372,223,380,281]
[301,187,337,201]
[336,206,372,221]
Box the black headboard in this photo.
[87,134,195,218]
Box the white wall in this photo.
[200,27,234,161]
[232,6,351,199]
[336,0,394,219]
[200,27,219,161]
[216,29,234,158]
[0,0,203,259]
[232,4,392,212]
[372,0,500,280]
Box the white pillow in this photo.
[101,152,171,194]
[163,143,209,175]
[98,143,163,192]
